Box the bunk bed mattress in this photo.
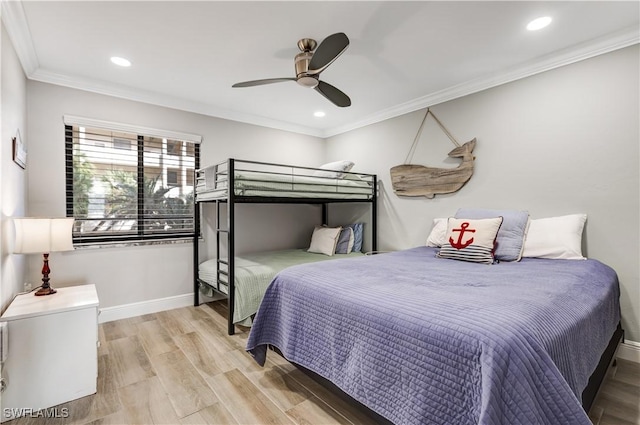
[199,249,364,324]
[196,171,373,200]
[246,246,621,425]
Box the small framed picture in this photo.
[12,130,27,169]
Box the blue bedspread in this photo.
[246,247,620,425]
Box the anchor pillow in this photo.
[438,217,503,265]
[455,208,530,262]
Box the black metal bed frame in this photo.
[581,322,624,412]
[193,158,378,335]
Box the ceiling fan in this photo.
[232,32,351,107]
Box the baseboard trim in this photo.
[99,293,193,323]
[617,340,640,363]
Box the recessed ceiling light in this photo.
[527,16,552,31]
[314,111,326,118]
[110,56,131,67]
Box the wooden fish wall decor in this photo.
[390,109,476,199]
[390,139,476,198]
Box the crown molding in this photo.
[323,25,640,138]
[4,0,638,139]
[29,68,325,138]
[1,0,39,75]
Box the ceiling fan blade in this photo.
[314,80,351,107]
[232,78,295,88]
[308,32,349,75]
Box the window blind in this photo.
[65,122,200,245]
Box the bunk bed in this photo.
[193,158,377,335]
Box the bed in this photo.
[193,158,378,334]
[198,249,364,326]
[246,246,622,425]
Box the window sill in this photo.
[72,237,193,250]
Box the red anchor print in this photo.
[449,222,475,250]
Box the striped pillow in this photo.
[335,227,354,254]
[437,217,503,264]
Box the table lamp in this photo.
[13,218,75,296]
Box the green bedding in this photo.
[198,249,364,325]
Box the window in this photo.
[65,119,201,245]
[166,170,179,186]
[166,140,181,155]
[113,137,132,150]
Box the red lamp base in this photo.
[35,286,57,296]
[35,253,57,296]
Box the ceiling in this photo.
[2,1,639,138]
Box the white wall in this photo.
[326,46,640,342]
[26,81,325,310]
[18,42,640,344]
[0,22,28,313]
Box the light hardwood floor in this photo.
[7,301,640,425]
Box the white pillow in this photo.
[343,173,365,182]
[426,218,448,247]
[308,226,342,256]
[522,214,587,260]
[313,160,354,179]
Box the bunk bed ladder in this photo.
[218,159,235,335]
[215,199,229,297]
[372,174,378,251]
[193,197,200,307]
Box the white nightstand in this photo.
[0,284,99,422]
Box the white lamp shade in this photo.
[14,218,75,254]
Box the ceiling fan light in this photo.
[527,16,552,31]
[110,56,131,67]
[296,76,319,88]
